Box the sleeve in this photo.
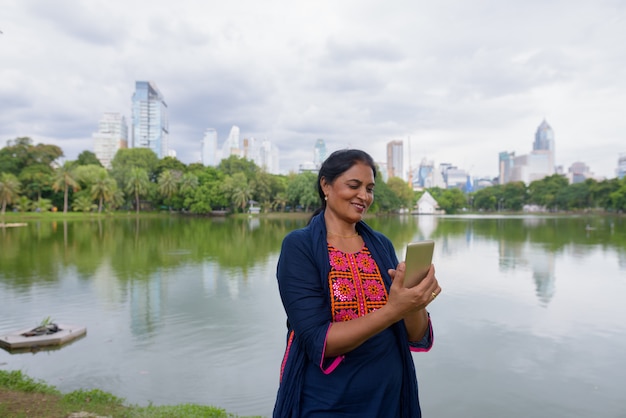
[277,232,344,374]
[408,312,434,352]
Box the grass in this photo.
[0,369,263,418]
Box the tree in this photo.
[286,172,318,212]
[0,137,63,175]
[72,195,97,213]
[528,174,569,211]
[18,164,53,201]
[157,169,180,207]
[14,196,32,212]
[501,181,527,211]
[386,177,413,209]
[218,155,259,178]
[91,170,117,213]
[222,172,252,212]
[125,167,150,214]
[52,162,80,214]
[0,173,21,215]
[111,148,159,183]
[75,151,103,167]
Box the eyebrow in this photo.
[346,179,375,186]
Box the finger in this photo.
[392,262,406,287]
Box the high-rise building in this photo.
[386,140,403,180]
[567,161,592,184]
[92,112,128,168]
[201,128,218,166]
[221,125,241,159]
[533,119,555,173]
[498,151,515,185]
[617,153,626,179]
[500,120,557,185]
[314,139,326,168]
[260,139,280,174]
[131,81,169,158]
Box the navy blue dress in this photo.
[273,212,433,418]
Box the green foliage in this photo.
[528,174,569,210]
[386,177,413,208]
[0,137,63,175]
[218,155,258,178]
[111,148,160,184]
[0,172,22,214]
[286,172,318,212]
[75,150,103,167]
[0,370,59,395]
[52,162,80,214]
[369,179,401,213]
[62,388,125,406]
[72,194,97,212]
[130,404,240,418]
[125,167,151,213]
[429,187,466,214]
[18,163,53,200]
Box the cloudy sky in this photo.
[1,0,624,178]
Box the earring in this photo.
[324,196,328,201]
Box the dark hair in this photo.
[309,149,377,220]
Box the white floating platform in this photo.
[0,324,86,351]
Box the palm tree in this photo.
[91,171,116,213]
[179,173,198,194]
[0,173,21,215]
[52,162,80,214]
[125,167,150,214]
[72,195,97,213]
[157,170,179,207]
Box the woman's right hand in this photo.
[386,262,441,319]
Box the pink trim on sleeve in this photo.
[320,323,345,374]
[409,316,434,353]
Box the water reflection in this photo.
[1,214,625,417]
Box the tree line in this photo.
[0,137,417,215]
[1,137,624,216]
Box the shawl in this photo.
[273,211,425,418]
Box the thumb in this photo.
[390,262,406,287]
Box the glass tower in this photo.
[533,119,555,173]
[314,139,326,168]
[131,81,169,158]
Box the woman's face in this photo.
[321,161,375,224]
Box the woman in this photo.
[273,149,441,417]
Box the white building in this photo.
[92,112,128,168]
[201,128,218,166]
[221,125,241,159]
[414,191,441,214]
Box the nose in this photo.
[357,185,369,201]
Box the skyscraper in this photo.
[201,128,218,166]
[387,140,404,180]
[314,139,326,168]
[617,153,626,179]
[92,112,128,168]
[221,125,241,159]
[533,119,555,173]
[131,81,169,158]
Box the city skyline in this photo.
[1,1,625,179]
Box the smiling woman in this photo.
[273,149,441,418]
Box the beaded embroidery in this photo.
[328,244,388,322]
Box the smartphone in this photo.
[403,240,434,288]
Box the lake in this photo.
[1,214,625,417]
